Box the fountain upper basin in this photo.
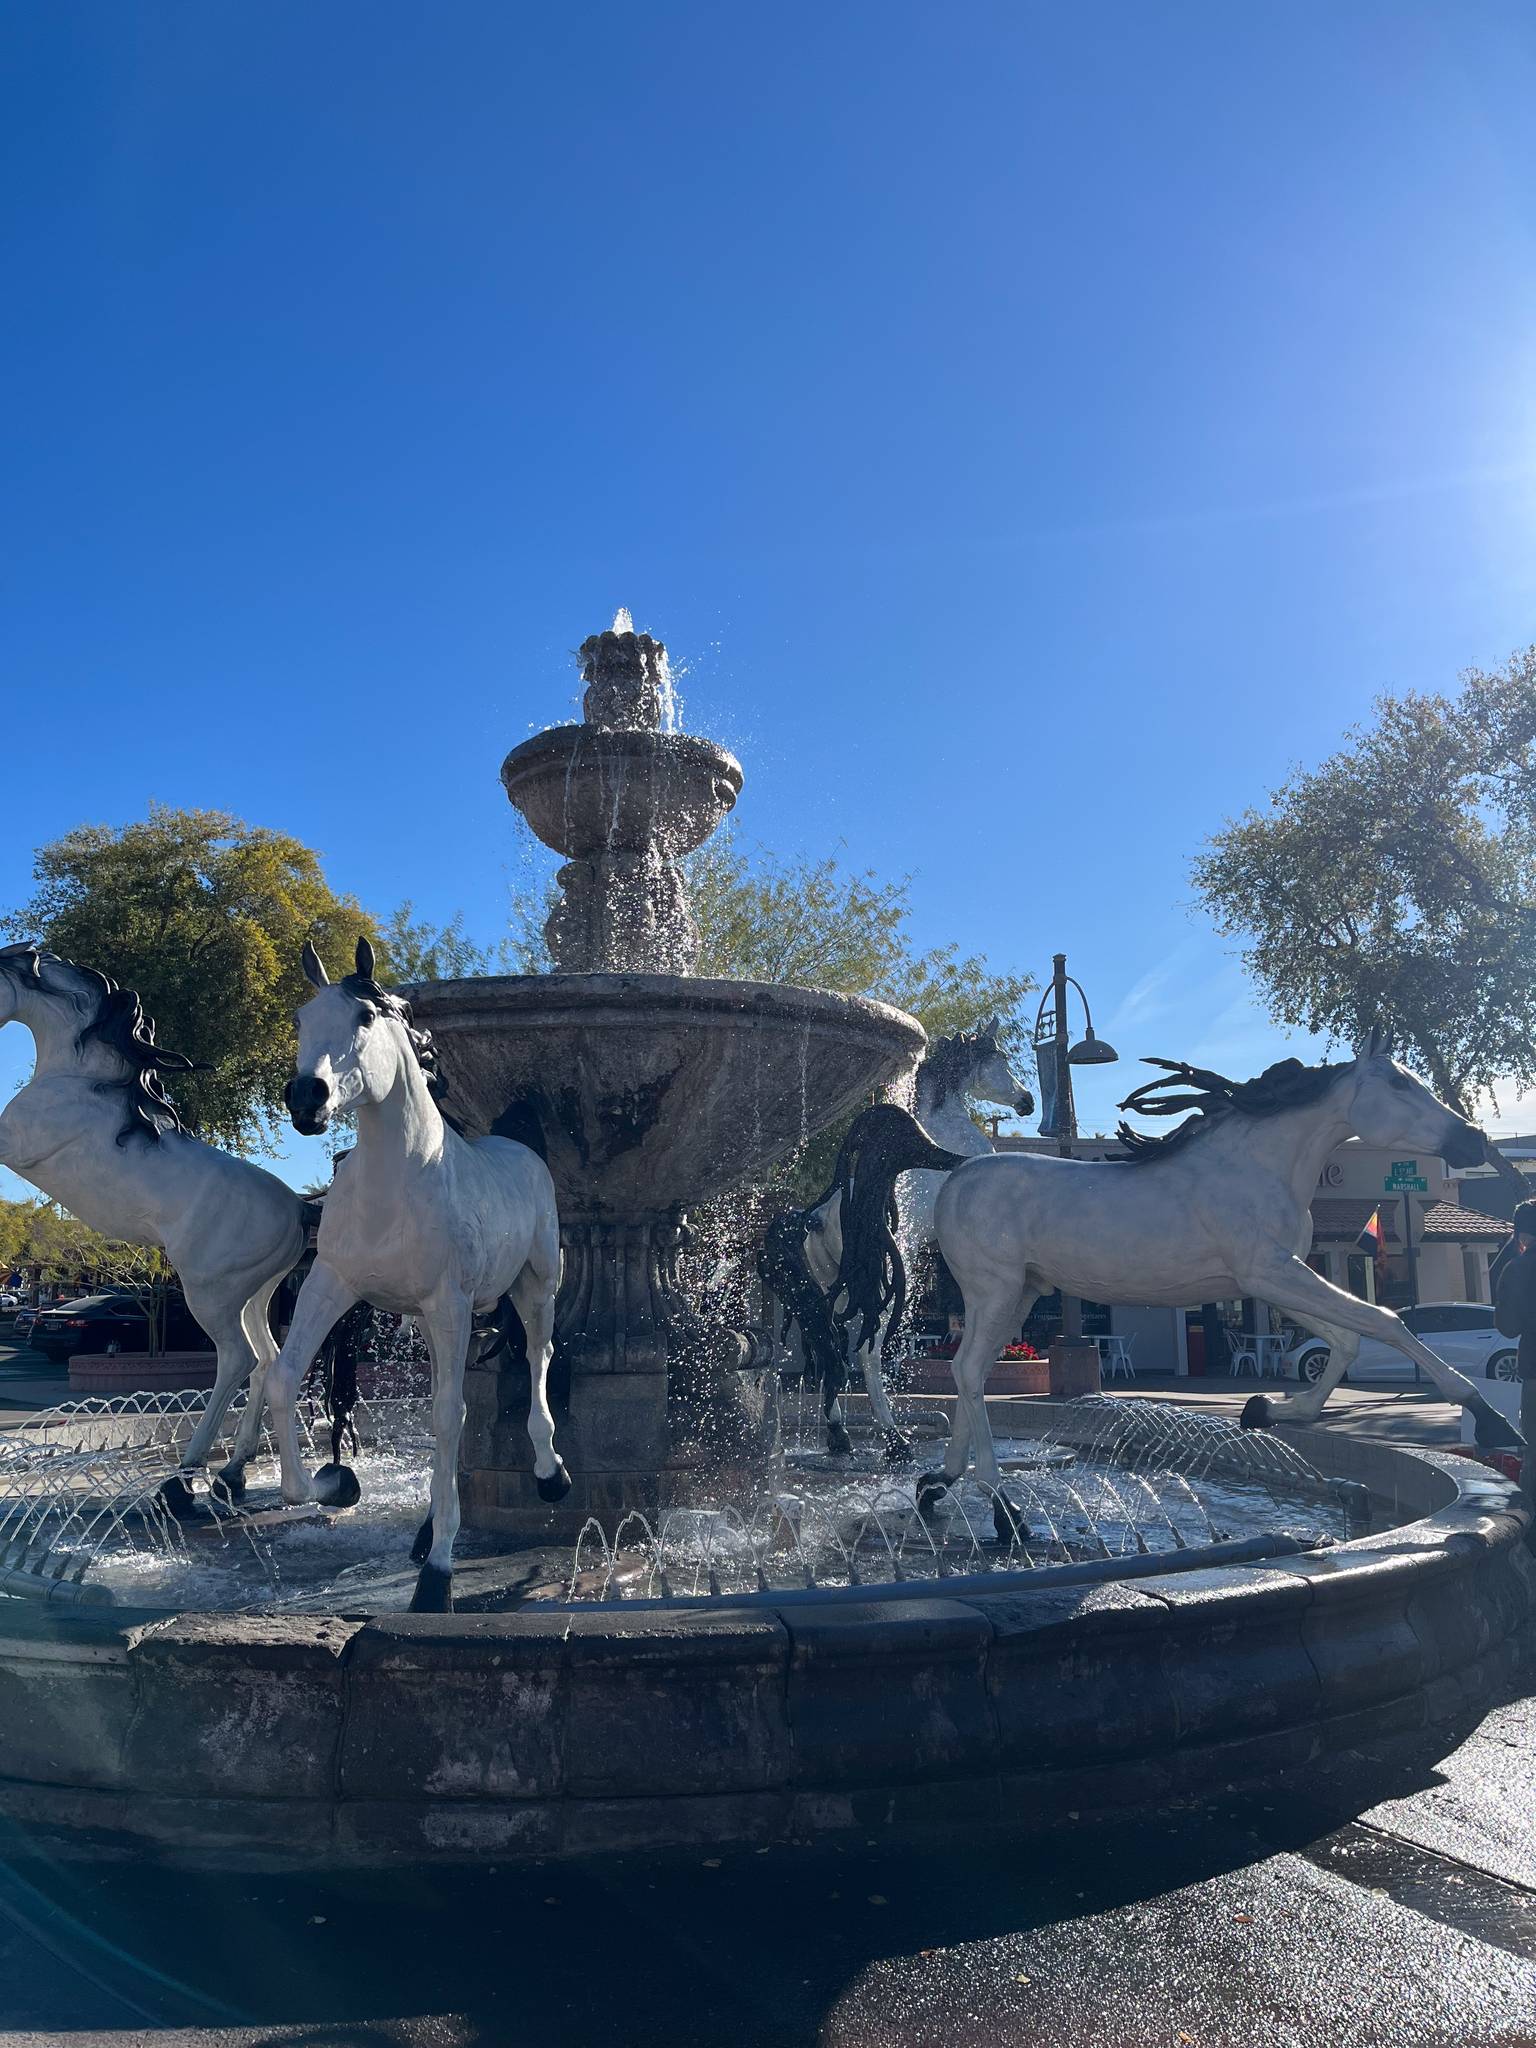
[406,972,926,1213]
[501,727,743,859]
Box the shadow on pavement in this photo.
[2,1678,1534,2048]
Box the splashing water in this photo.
[0,1390,1366,1614]
[612,606,634,634]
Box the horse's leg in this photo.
[1234,1251,1522,1448]
[824,1385,853,1459]
[856,1318,913,1466]
[164,1288,259,1512]
[917,1279,1028,1524]
[409,1293,474,1613]
[1239,1313,1360,1430]
[513,1258,570,1502]
[215,1269,287,1500]
[265,1263,360,1506]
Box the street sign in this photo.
[1384,1159,1428,1193]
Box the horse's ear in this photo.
[355,935,376,983]
[301,940,329,988]
[1354,1024,1388,1061]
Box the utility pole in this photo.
[1050,952,1083,1344]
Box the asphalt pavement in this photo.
[1,1336,1533,2044]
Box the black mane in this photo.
[1115,1055,1351,1164]
[0,941,198,1146]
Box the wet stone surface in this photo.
[2,1654,1536,2046]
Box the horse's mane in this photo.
[339,969,449,1105]
[0,940,197,1147]
[920,1024,1000,1110]
[1115,1055,1352,1164]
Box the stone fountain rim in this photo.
[0,1429,1526,1869]
[404,971,928,1049]
[500,724,745,786]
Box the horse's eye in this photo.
[357,1006,377,1027]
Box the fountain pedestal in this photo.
[411,620,925,1536]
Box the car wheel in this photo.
[1489,1351,1520,1383]
[1299,1347,1330,1385]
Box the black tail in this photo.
[757,1209,848,1411]
[831,1105,964,1354]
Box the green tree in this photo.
[380,902,519,982]
[686,836,1035,1052]
[1192,647,1536,1115]
[6,805,379,1151]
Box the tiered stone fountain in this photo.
[408,618,925,1533]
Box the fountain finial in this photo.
[579,621,666,732]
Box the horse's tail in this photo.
[831,1105,964,1355]
[757,1208,848,1409]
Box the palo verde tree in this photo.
[1192,647,1536,1116]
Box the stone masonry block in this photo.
[784,1597,995,1788]
[344,1613,569,1801]
[564,1608,790,1797]
[126,1615,360,1802]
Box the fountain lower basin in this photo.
[0,1397,1527,1869]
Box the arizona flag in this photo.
[1356,1206,1385,1256]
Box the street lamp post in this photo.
[1033,952,1118,1381]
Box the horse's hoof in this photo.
[313,1462,361,1509]
[881,1434,915,1469]
[158,1474,200,1521]
[992,1492,1029,1547]
[826,1423,854,1459]
[915,1472,950,1519]
[536,1458,572,1504]
[1240,1395,1273,1432]
[1473,1401,1525,1452]
[410,1515,434,1565]
[409,1563,454,1613]
[213,1464,246,1504]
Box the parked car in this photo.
[12,1305,40,1341]
[1283,1301,1517,1386]
[28,1292,213,1365]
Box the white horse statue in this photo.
[761,1019,1032,1463]
[258,938,567,1612]
[828,1034,1523,1537]
[0,942,305,1497]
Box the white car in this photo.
[1284,1302,1517,1387]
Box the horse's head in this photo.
[1346,1026,1485,1168]
[286,937,407,1136]
[0,942,36,1028]
[965,1018,1035,1117]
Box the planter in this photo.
[68,1352,218,1396]
[897,1354,1049,1395]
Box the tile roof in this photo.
[1418,1201,1512,1242]
[1310,1198,1400,1242]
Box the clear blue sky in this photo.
[3,2,1535,1193]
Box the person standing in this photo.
[1493,1198,1536,1510]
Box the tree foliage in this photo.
[6,805,379,1151]
[1192,647,1536,1114]
[379,902,514,983]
